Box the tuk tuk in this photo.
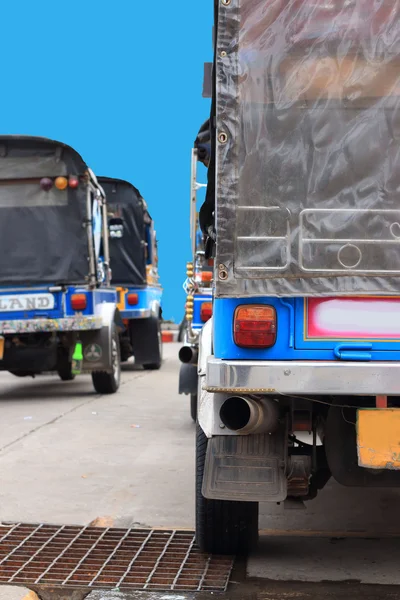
[0,136,122,394]
[178,148,213,421]
[196,0,400,554]
[99,177,163,370]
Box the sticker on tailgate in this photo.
[0,293,55,312]
[306,297,400,339]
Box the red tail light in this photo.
[71,293,87,311]
[127,293,139,306]
[234,305,277,348]
[200,302,213,323]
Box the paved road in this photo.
[0,344,399,599]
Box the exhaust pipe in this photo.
[179,345,199,365]
[219,396,279,435]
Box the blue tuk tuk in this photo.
[178,148,213,421]
[195,0,400,554]
[99,177,163,370]
[0,136,122,393]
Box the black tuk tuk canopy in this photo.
[99,177,150,287]
[214,0,400,297]
[0,136,91,286]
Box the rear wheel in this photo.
[57,364,75,381]
[142,317,163,370]
[190,394,197,422]
[57,349,75,381]
[195,422,259,555]
[92,325,121,394]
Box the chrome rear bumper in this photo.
[206,357,400,395]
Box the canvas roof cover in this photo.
[99,177,150,287]
[0,136,90,286]
[215,0,400,297]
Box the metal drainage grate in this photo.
[0,523,234,592]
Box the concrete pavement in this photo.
[0,344,399,597]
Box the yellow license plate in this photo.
[357,408,400,469]
[0,336,4,360]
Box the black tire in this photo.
[92,324,121,394]
[142,317,163,370]
[120,334,133,363]
[190,394,197,422]
[57,364,75,381]
[195,422,259,555]
[130,315,163,369]
[57,350,75,381]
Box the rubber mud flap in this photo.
[202,429,287,502]
[179,363,198,395]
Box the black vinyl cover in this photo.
[0,136,90,286]
[99,177,149,287]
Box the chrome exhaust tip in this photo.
[219,395,279,435]
[179,345,199,365]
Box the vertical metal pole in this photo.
[101,197,111,286]
[190,148,198,260]
[85,178,96,288]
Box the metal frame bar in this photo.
[85,176,96,288]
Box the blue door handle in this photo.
[334,343,372,361]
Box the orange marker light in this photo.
[55,176,68,190]
[201,271,213,283]
[71,293,87,311]
[234,305,277,348]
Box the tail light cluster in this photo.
[127,293,139,306]
[234,305,277,348]
[71,293,87,311]
[40,176,79,191]
[200,302,213,323]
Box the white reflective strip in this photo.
[311,299,400,337]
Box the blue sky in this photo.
[0,1,212,321]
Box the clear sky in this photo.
[0,1,212,321]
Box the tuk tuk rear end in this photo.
[196,0,400,554]
[0,136,122,393]
[100,177,163,370]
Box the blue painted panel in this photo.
[119,286,162,320]
[213,297,400,361]
[0,285,118,321]
[192,292,213,332]
[0,286,64,320]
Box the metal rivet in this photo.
[222,0,231,5]
[219,269,228,281]
[219,423,226,429]
[284,369,291,376]
[218,132,228,144]
[220,50,227,58]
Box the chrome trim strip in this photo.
[206,357,400,395]
[120,308,151,319]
